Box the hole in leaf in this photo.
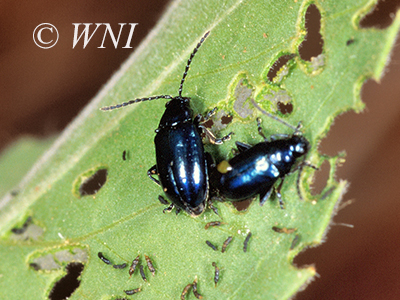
[203,110,233,139]
[79,168,107,196]
[55,249,89,265]
[277,102,293,114]
[267,54,295,82]
[74,167,108,197]
[30,254,60,270]
[10,216,44,241]
[29,248,88,271]
[203,119,214,129]
[232,198,253,211]
[48,262,83,300]
[262,88,292,111]
[299,4,324,61]
[310,54,325,71]
[203,110,232,129]
[360,0,400,29]
[310,160,330,196]
[29,263,41,271]
[233,78,254,118]
[220,114,233,125]
[11,216,32,234]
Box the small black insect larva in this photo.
[346,38,355,46]
[205,240,218,251]
[290,234,301,250]
[221,236,233,253]
[101,31,232,217]
[145,255,155,276]
[212,262,220,287]
[98,252,111,265]
[272,226,297,234]
[139,265,147,282]
[122,150,127,161]
[192,276,203,299]
[113,263,127,269]
[124,288,141,295]
[181,283,192,300]
[10,189,19,196]
[204,221,223,230]
[129,255,140,277]
[243,232,252,253]
[158,195,169,206]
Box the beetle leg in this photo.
[194,114,202,124]
[162,203,181,215]
[163,203,175,214]
[256,118,268,141]
[204,152,219,216]
[294,121,303,133]
[204,152,220,216]
[201,126,233,145]
[235,141,252,153]
[147,165,161,186]
[275,179,286,209]
[195,108,233,144]
[259,188,273,206]
[203,107,218,121]
[289,159,318,176]
[194,107,218,125]
[207,198,219,216]
[158,195,169,205]
[211,195,224,203]
[302,161,319,170]
[205,152,215,168]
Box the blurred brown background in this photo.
[1,1,400,299]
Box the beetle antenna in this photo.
[251,99,298,131]
[178,31,210,97]
[100,95,173,111]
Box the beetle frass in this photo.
[101,31,231,216]
[213,101,317,209]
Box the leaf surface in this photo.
[0,0,399,299]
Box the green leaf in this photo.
[0,137,56,199]
[0,0,399,299]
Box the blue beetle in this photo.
[214,103,316,209]
[101,31,231,216]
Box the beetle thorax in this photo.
[157,97,193,130]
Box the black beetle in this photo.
[213,102,316,209]
[101,31,231,216]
